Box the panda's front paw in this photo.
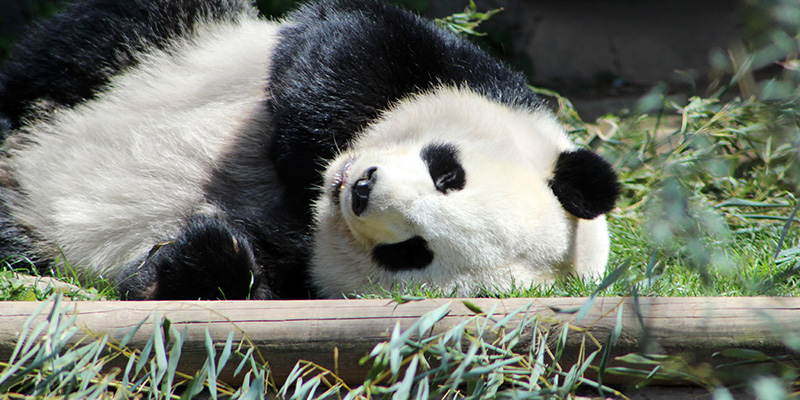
[118,216,272,300]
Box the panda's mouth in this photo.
[331,158,355,204]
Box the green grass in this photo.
[597,90,800,298]
[0,252,119,301]
[0,261,115,301]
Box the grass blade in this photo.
[774,201,799,260]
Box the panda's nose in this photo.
[352,166,378,216]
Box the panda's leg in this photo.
[117,215,272,300]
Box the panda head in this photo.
[310,87,619,298]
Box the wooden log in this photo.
[1,297,798,386]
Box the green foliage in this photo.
[434,0,502,38]
[0,295,279,399]
[314,301,624,400]
[0,258,114,301]
[8,295,799,399]
[595,89,800,297]
[598,19,800,298]
[0,296,633,399]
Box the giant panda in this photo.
[0,0,619,300]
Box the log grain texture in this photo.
[1,297,798,385]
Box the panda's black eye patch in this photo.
[421,143,465,194]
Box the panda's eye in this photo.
[421,143,466,194]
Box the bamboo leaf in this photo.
[235,347,254,376]
[216,330,234,376]
[153,314,169,385]
[462,300,484,315]
[413,375,430,400]
[716,348,771,361]
[774,201,800,259]
[716,198,790,208]
[204,329,218,400]
[393,354,419,400]
[164,325,186,396]
[181,361,210,400]
[292,375,321,400]
[134,330,154,377]
[574,260,630,322]
[119,316,148,349]
[280,362,307,397]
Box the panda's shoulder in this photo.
[281,0,460,60]
[276,0,540,112]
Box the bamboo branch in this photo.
[1,297,798,385]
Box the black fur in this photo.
[549,149,620,220]
[0,116,11,137]
[372,236,434,271]
[201,114,314,300]
[421,143,466,194]
[119,216,267,300]
[0,0,251,131]
[0,191,44,271]
[118,214,312,300]
[267,0,542,214]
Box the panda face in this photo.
[328,142,467,247]
[310,87,607,298]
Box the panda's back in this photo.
[2,17,281,279]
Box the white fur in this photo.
[5,17,280,280]
[311,88,609,298]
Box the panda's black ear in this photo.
[549,149,619,220]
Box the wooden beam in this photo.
[1,297,798,386]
